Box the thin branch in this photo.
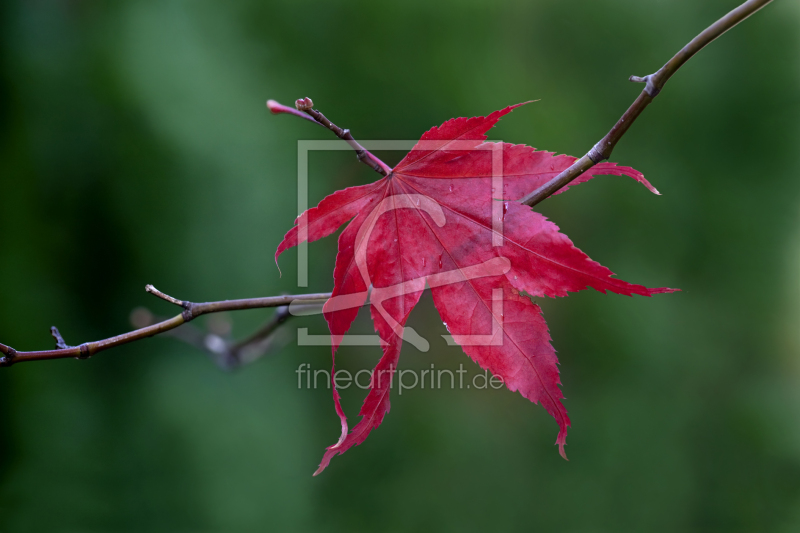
[519,0,773,207]
[0,289,331,367]
[267,97,393,176]
[130,303,316,370]
[50,327,72,350]
[226,306,289,356]
[222,305,293,368]
[145,284,187,308]
[130,306,210,352]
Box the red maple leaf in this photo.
[276,103,676,474]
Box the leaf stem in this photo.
[519,0,773,207]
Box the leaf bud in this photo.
[295,97,314,111]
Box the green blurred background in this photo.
[1,0,799,531]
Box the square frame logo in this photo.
[293,139,507,352]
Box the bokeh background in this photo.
[2,0,799,531]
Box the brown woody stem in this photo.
[267,98,393,176]
[222,305,293,368]
[131,303,304,370]
[0,289,331,367]
[50,326,72,350]
[519,0,773,207]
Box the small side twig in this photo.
[628,75,660,98]
[267,97,393,177]
[145,284,188,308]
[131,303,310,370]
[50,326,73,350]
[223,305,292,368]
[519,0,773,207]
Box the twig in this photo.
[130,303,310,370]
[49,327,73,350]
[0,289,331,367]
[130,306,210,351]
[267,97,393,176]
[223,305,291,366]
[145,284,187,308]
[519,0,773,207]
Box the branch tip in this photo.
[146,285,187,308]
[266,99,287,115]
[267,98,320,124]
[50,326,72,350]
[269,96,392,176]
